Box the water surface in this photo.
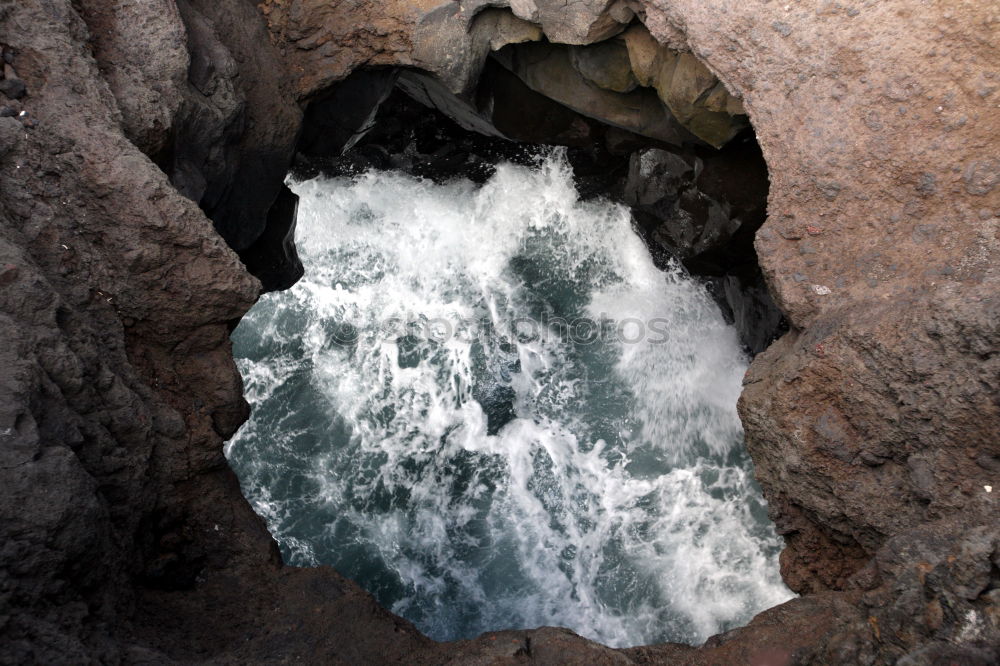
[227,153,791,647]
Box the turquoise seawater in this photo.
[226,153,791,648]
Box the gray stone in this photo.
[654,52,747,147]
[494,42,695,146]
[625,147,746,259]
[569,40,638,93]
[0,75,26,99]
[507,0,633,44]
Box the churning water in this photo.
[226,152,791,648]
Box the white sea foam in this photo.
[228,151,792,647]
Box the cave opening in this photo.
[225,33,793,649]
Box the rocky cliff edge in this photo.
[0,0,997,664]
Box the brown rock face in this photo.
[1,0,998,665]
[644,0,998,580]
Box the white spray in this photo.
[227,152,792,648]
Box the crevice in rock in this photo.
[238,184,304,293]
[229,20,793,647]
[241,50,791,646]
[291,46,785,353]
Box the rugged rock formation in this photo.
[259,0,747,148]
[1,0,997,665]
[622,139,783,354]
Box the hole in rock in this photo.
[226,39,793,648]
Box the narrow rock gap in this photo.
[222,34,794,648]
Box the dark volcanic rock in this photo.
[479,57,605,148]
[0,73,26,100]
[625,135,769,264]
[2,0,998,664]
[239,184,304,293]
[170,0,302,255]
[299,85,636,209]
[716,271,787,356]
[397,68,510,139]
[298,68,399,157]
[621,137,784,353]
[0,1,256,661]
[293,87,538,183]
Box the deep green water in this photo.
[226,153,791,648]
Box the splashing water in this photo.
[226,152,792,648]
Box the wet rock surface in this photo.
[620,137,786,353]
[1,0,998,664]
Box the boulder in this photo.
[620,23,663,87]
[505,0,634,44]
[412,6,543,94]
[494,41,696,146]
[619,23,748,146]
[298,68,399,156]
[569,40,638,93]
[625,147,752,260]
[653,53,748,147]
[496,34,746,149]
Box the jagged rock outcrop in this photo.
[622,140,784,354]
[492,41,695,145]
[259,0,746,148]
[626,147,745,260]
[0,1,258,660]
[490,27,748,147]
[1,0,997,665]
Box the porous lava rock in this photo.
[0,0,997,664]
